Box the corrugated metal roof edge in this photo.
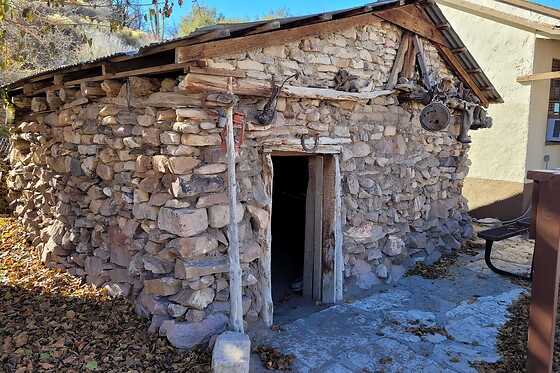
[3,0,502,104]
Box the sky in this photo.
[166,0,560,27]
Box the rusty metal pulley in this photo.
[420,101,451,132]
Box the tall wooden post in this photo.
[260,153,274,327]
[226,77,244,333]
[527,170,560,372]
[334,155,343,301]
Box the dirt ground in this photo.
[0,214,548,372]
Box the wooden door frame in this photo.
[260,149,343,326]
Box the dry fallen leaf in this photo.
[0,217,211,372]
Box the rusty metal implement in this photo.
[419,101,450,131]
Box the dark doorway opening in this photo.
[271,156,308,307]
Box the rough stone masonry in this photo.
[7,19,474,347]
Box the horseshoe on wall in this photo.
[300,134,319,152]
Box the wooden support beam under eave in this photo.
[437,0,560,38]
[175,12,385,63]
[375,4,447,46]
[517,71,560,83]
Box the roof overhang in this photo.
[437,0,560,39]
[4,0,502,106]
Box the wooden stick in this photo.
[412,35,432,89]
[261,153,274,327]
[226,76,244,334]
[386,31,411,90]
[312,156,324,301]
[334,154,343,301]
[401,36,417,80]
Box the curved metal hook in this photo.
[300,134,319,152]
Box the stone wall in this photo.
[7,19,473,343]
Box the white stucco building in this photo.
[438,0,560,219]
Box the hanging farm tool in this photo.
[256,73,298,125]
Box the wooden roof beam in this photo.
[437,0,560,38]
[517,71,560,83]
[495,0,560,21]
[375,4,447,46]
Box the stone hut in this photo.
[3,0,501,347]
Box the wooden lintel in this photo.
[517,71,560,83]
[27,74,55,84]
[264,137,352,146]
[375,4,447,46]
[176,12,384,63]
[29,84,63,96]
[181,72,396,102]
[434,43,490,107]
[266,145,342,155]
[186,66,247,78]
[54,62,192,89]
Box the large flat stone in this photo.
[158,207,208,237]
[212,332,250,373]
[162,314,228,350]
[208,204,244,229]
[168,234,218,259]
[174,259,228,280]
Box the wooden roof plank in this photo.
[375,4,448,46]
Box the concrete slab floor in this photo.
[248,232,533,372]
